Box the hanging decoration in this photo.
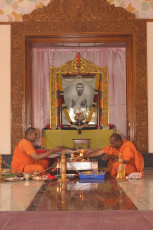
[76,53,80,66]
[56,75,60,126]
[99,74,103,125]
[41,128,45,149]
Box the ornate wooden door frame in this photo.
[11,0,147,152]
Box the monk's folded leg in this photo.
[125,164,137,176]
[111,162,137,178]
[37,159,50,169]
[24,164,45,174]
[111,162,119,178]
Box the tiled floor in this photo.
[0,168,153,211]
[0,180,44,211]
[26,177,137,211]
[119,168,153,210]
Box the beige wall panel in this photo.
[147,22,153,153]
[0,25,11,155]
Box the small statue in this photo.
[74,112,85,126]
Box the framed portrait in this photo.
[61,75,98,126]
[50,55,108,130]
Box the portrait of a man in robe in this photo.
[71,83,87,109]
[61,76,97,126]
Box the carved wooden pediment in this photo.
[22,0,135,22]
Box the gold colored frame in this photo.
[50,56,109,129]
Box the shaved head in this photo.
[110,133,122,142]
[25,127,36,137]
[110,133,123,149]
[25,127,37,142]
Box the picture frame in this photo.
[60,74,98,127]
[50,55,109,130]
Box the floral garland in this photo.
[58,73,100,129]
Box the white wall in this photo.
[147,22,153,153]
[0,25,11,155]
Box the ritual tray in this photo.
[79,172,106,179]
[4,177,24,182]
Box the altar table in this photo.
[43,129,117,149]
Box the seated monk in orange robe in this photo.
[77,133,144,178]
[11,127,63,174]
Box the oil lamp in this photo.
[116,152,127,181]
[58,154,70,182]
[79,149,85,157]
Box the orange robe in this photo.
[103,140,144,178]
[11,139,49,174]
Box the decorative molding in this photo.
[11,0,147,152]
[22,0,135,22]
[1,0,153,22]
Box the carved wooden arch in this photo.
[11,0,147,152]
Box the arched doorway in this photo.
[26,35,129,140]
[11,0,147,152]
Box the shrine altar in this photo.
[43,129,118,149]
